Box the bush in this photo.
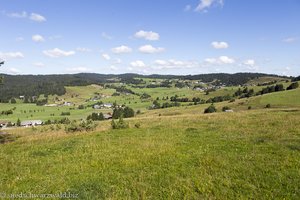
[0,133,17,144]
[65,120,97,132]
[134,122,141,128]
[287,82,299,90]
[111,117,129,129]
[61,111,71,116]
[265,104,271,108]
[87,112,104,121]
[222,106,231,112]
[78,105,85,109]
[10,98,16,104]
[204,104,217,114]
[248,106,252,110]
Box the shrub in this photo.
[10,98,16,104]
[204,104,217,114]
[65,120,97,133]
[265,104,271,108]
[61,111,71,116]
[248,106,252,110]
[287,82,299,90]
[78,105,85,109]
[222,106,231,112]
[134,122,141,128]
[111,117,129,129]
[0,133,17,144]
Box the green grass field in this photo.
[1,79,300,199]
[1,109,300,199]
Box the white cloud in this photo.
[139,45,165,54]
[0,67,21,74]
[102,53,111,60]
[0,52,24,60]
[66,67,91,73]
[8,68,21,74]
[153,59,199,69]
[32,34,45,42]
[15,37,24,42]
[205,56,235,64]
[76,47,92,52]
[43,48,75,58]
[211,41,229,49]
[6,11,27,18]
[134,30,160,41]
[195,0,224,12]
[33,62,45,67]
[282,37,298,43]
[219,56,235,64]
[184,5,192,11]
[4,11,46,22]
[130,60,146,68]
[242,59,259,71]
[29,13,46,22]
[243,59,255,67]
[111,45,132,54]
[101,32,113,40]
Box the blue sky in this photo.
[0,0,299,76]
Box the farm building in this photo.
[103,113,112,120]
[21,120,43,127]
[0,121,10,128]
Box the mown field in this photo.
[1,109,300,199]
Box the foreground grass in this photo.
[1,110,300,199]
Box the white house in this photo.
[21,120,43,127]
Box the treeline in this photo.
[0,72,291,102]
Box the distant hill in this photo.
[0,73,290,102]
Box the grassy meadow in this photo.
[1,78,300,199]
[1,109,300,199]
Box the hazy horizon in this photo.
[0,0,299,76]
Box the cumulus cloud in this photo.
[0,52,24,60]
[130,60,146,68]
[153,59,199,69]
[66,67,91,73]
[134,30,160,41]
[205,56,235,64]
[29,13,46,22]
[32,34,45,42]
[3,67,21,74]
[76,47,92,52]
[139,45,165,54]
[243,59,255,67]
[111,45,132,54]
[242,59,259,71]
[211,41,229,49]
[102,53,111,60]
[195,0,224,12]
[33,62,45,67]
[282,37,298,43]
[43,48,75,58]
